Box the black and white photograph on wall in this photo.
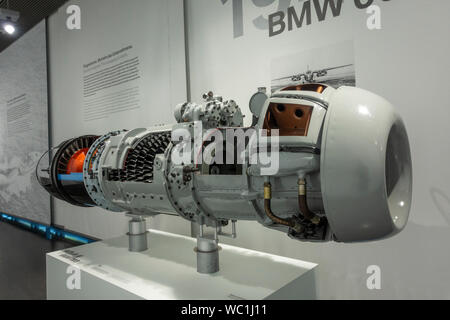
[271,41,356,92]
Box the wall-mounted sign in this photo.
[0,21,50,224]
[220,0,391,38]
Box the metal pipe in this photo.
[198,223,204,237]
[298,179,321,225]
[264,182,302,232]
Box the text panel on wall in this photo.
[0,20,50,225]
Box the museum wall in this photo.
[47,0,188,238]
[0,21,50,224]
[44,0,450,299]
[178,0,450,299]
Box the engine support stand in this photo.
[195,224,220,274]
[127,214,148,252]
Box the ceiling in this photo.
[0,0,69,53]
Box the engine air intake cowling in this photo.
[319,87,412,242]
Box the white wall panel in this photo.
[48,0,187,238]
[0,21,50,224]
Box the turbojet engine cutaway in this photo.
[37,84,412,243]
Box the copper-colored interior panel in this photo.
[263,103,314,136]
[281,83,326,93]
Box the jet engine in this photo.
[37,85,412,247]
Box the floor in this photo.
[0,222,74,300]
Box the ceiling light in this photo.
[3,23,15,35]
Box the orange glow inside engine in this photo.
[66,148,89,174]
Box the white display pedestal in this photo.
[47,229,318,300]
